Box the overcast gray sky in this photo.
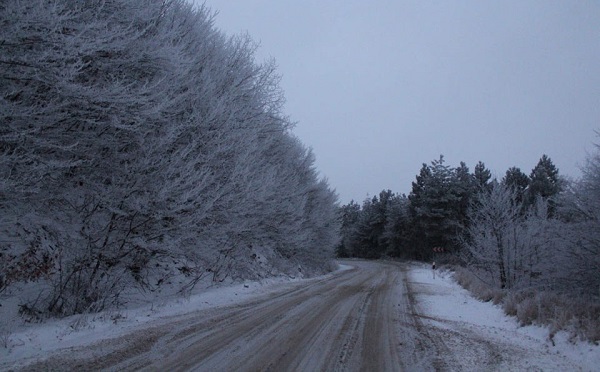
[198,1,600,203]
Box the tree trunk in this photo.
[495,229,507,289]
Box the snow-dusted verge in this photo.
[409,264,600,371]
[0,264,352,369]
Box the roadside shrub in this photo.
[456,266,599,343]
[515,296,538,326]
[504,291,534,317]
[453,267,505,304]
[579,312,600,343]
[503,289,600,343]
[567,300,600,343]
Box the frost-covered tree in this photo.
[1,0,188,314]
[551,140,600,297]
[461,183,551,290]
[0,0,338,317]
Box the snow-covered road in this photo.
[1,261,598,371]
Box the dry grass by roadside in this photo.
[452,267,600,344]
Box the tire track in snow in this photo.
[15,261,432,371]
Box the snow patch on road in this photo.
[409,264,600,372]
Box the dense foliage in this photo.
[338,156,498,261]
[337,152,600,298]
[0,0,339,317]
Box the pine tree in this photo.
[529,155,560,199]
[527,155,561,215]
[382,193,411,258]
[502,167,529,204]
[408,155,464,258]
[455,162,474,238]
[473,161,492,192]
[336,201,361,258]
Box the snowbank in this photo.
[409,264,600,371]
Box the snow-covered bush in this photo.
[452,267,505,304]
[460,183,553,291]
[503,290,600,343]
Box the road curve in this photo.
[20,261,443,371]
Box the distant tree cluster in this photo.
[337,151,600,298]
[0,0,338,317]
[338,155,559,260]
[339,156,472,259]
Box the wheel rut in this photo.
[16,261,442,372]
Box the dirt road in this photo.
[17,261,436,371]
[15,260,559,371]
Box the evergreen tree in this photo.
[350,197,379,258]
[336,201,361,258]
[455,162,474,238]
[382,193,411,258]
[527,155,561,214]
[473,161,492,192]
[408,163,432,258]
[502,167,529,204]
[337,190,407,259]
[354,191,393,258]
[409,163,432,209]
[529,155,560,199]
[456,162,473,187]
[408,155,464,258]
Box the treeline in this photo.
[337,155,559,260]
[338,153,599,298]
[0,0,338,318]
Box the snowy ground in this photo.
[1,261,598,371]
[0,270,344,370]
[408,264,600,371]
